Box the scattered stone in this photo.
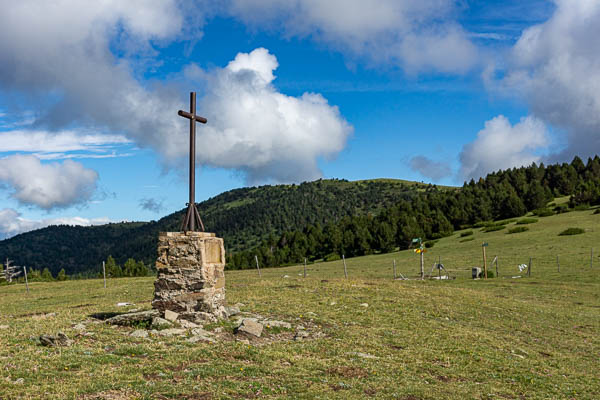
[236,338,250,345]
[236,319,263,337]
[191,327,213,336]
[151,317,172,329]
[105,310,159,326]
[0,325,9,329]
[359,303,369,308]
[330,301,337,306]
[39,332,72,347]
[262,320,292,329]
[127,308,140,313]
[116,302,134,307]
[225,306,241,317]
[178,319,199,329]
[73,323,86,331]
[294,330,309,341]
[234,303,245,308]
[164,310,179,322]
[188,328,216,343]
[13,378,24,385]
[130,330,149,338]
[214,306,230,320]
[346,352,378,359]
[187,335,216,344]
[32,312,56,320]
[191,311,218,323]
[282,275,290,279]
[307,312,317,317]
[157,328,186,337]
[214,327,223,333]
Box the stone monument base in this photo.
[152,232,226,322]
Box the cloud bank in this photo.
[492,0,600,164]
[0,155,99,210]
[0,2,353,184]
[0,208,109,239]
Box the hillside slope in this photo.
[0,178,434,276]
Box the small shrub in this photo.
[554,204,569,214]
[425,240,437,248]
[558,227,585,236]
[507,226,529,234]
[516,218,538,225]
[573,203,590,211]
[460,237,474,243]
[483,225,505,233]
[534,208,554,217]
[324,253,340,262]
[478,270,494,278]
[460,230,473,237]
[474,221,491,228]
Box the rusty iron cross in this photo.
[178,92,207,232]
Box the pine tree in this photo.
[41,267,54,281]
[57,268,67,281]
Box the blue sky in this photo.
[1,0,598,237]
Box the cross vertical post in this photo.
[178,92,207,232]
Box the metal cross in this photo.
[178,92,207,232]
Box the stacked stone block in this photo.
[152,232,226,322]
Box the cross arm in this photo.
[178,110,207,123]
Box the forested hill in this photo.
[0,178,436,276]
[228,156,600,269]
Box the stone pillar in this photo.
[152,232,226,322]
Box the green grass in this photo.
[507,226,529,234]
[1,209,600,399]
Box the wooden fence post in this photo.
[303,258,307,278]
[23,266,29,294]
[528,257,532,277]
[494,256,498,278]
[255,255,261,277]
[482,245,487,279]
[102,261,106,289]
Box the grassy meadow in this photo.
[1,207,599,399]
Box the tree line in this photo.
[228,156,600,269]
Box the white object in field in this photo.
[518,264,527,272]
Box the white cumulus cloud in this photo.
[0,208,109,239]
[459,115,549,180]
[0,155,99,210]
[191,48,352,183]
